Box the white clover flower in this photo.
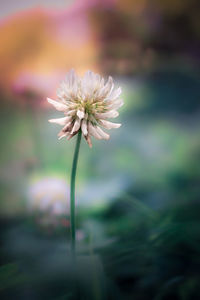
[47,69,123,147]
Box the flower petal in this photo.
[58,133,68,140]
[58,130,70,139]
[107,99,124,110]
[99,76,114,98]
[77,110,85,120]
[99,120,121,129]
[85,135,92,148]
[67,132,77,140]
[95,126,110,140]
[108,87,122,100]
[47,98,67,111]
[96,110,119,119]
[62,122,72,132]
[83,135,92,148]
[66,69,77,87]
[71,119,81,134]
[88,123,102,140]
[67,109,77,116]
[81,71,93,95]
[48,117,71,126]
[81,119,88,136]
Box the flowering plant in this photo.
[48,69,123,147]
[47,69,123,259]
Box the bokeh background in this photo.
[0,0,200,299]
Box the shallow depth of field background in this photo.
[0,0,200,299]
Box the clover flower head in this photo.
[47,69,123,147]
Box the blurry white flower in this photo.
[27,176,69,215]
[47,69,123,147]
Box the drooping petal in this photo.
[85,135,92,148]
[88,123,102,140]
[62,122,72,132]
[48,116,71,126]
[58,129,71,139]
[95,126,110,140]
[99,120,121,129]
[81,119,88,136]
[67,132,77,140]
[47,98,67,111]
[71,118,81,134]
[58,133,69,140]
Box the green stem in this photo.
[70,130,82,257]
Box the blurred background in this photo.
[0,0,200,299]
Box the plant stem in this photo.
[70,130,82,258]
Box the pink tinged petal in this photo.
[77,110,85,120]
[58,133,68,140]
[95,126,110,140]
[63,106,77,116]
[47,98,67,111]
[81,119,88,136]
[66,103,77,109]
[71,119,81,134]
[96,110,119,119]
[108,99,124,110]
[48,117,70,126]
[67,135,72,140]
[65,116,73,123]
[58,130,70,139]
[99,120,121,129]
[88,123,102,140]
[62,122,72,132]
[67,132,77,140]
[68,109,77,116]
[85,135,92,148]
